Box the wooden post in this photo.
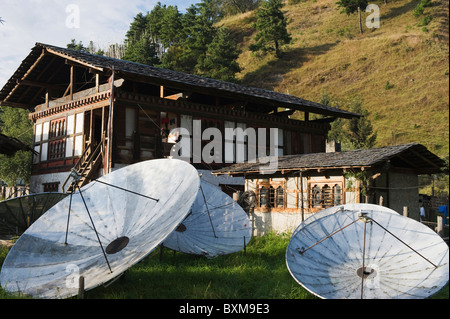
[300,170,304,222]
[403,206,408,217]
[95,73,100,93]
[78,276,85,299]
[437,216,444,237]
[69,65,74,100]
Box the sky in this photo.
[0,0,198,88]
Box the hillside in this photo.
[220,0,449,157]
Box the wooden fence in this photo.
[0,185,30,200]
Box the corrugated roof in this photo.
[0,43,360,119]
[213,143,444,175]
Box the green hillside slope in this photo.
[220,0,449,157]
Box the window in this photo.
[256,180,285,209]
[308,180,344,210]
[311,185,322,207]
[260,186,268,207]
[276,186,284,207]
[33,113,84,164]
[333,184,342,205]
[43,182,59,192]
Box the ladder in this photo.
[63,139,104,193]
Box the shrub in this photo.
[414,0,433,17]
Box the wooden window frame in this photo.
[307,178,344,211]
[255,179,286,210]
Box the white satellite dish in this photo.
[162,179,252,257]
[0,192,67,237]
[286,204,449,299]
[0,159,200,298]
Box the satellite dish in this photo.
[0,159,200,298]
[0,192,67,237]
[286,204,449,299]
[162,179,252,257]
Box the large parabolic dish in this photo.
[0,192,67,237]
[162,179,252,257]
[286,204,449,299]
[0,159,200,298]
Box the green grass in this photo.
[86,232,315,299]
[1,232,448,299]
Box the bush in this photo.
[414,0,433,17]
[419,15,432,26]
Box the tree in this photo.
[197,27,241,82]
[160,0,217,73]
[250,0,291,58]
[319,93,376,150]
[0,107,33,186]
[158,5,183,49]
[67,39,89,52]
[122,0,241,77]
[123,12,160,65]
[336,0,369,34]
[123,34,160,65]
[346,98,377,149]
[223,0,260,15]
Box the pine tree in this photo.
[197,27,241,82]
[123,34,160,66]
[67,39,89,52]
[250,0,291,58]
[336,0,369,34]
[160,1,216,74]
[158,5,183,49]
[123,13,160,65]
[346,98,377,149]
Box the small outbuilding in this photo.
[213,143,445,235]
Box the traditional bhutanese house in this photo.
[0,43,359,194]
[213,143,444,235]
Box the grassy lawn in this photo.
[87,232,315,299]
[1,232,448,299]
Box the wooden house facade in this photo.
[213,143,444,235]
[0,43,358,194]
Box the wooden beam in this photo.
[409,149,440,169]
[64,58,103,72]
[0,100,31,109]
[41,47,103,71]
[17,80,65,90]
[18,56,62,106]
[3,50,47,102]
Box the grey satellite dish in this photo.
[162,179,252,257]
[0,159,200,298]
[0,192,67,237]
[286,204,449,299]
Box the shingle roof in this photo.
[213,143,444,175]
[0,43,359,119]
